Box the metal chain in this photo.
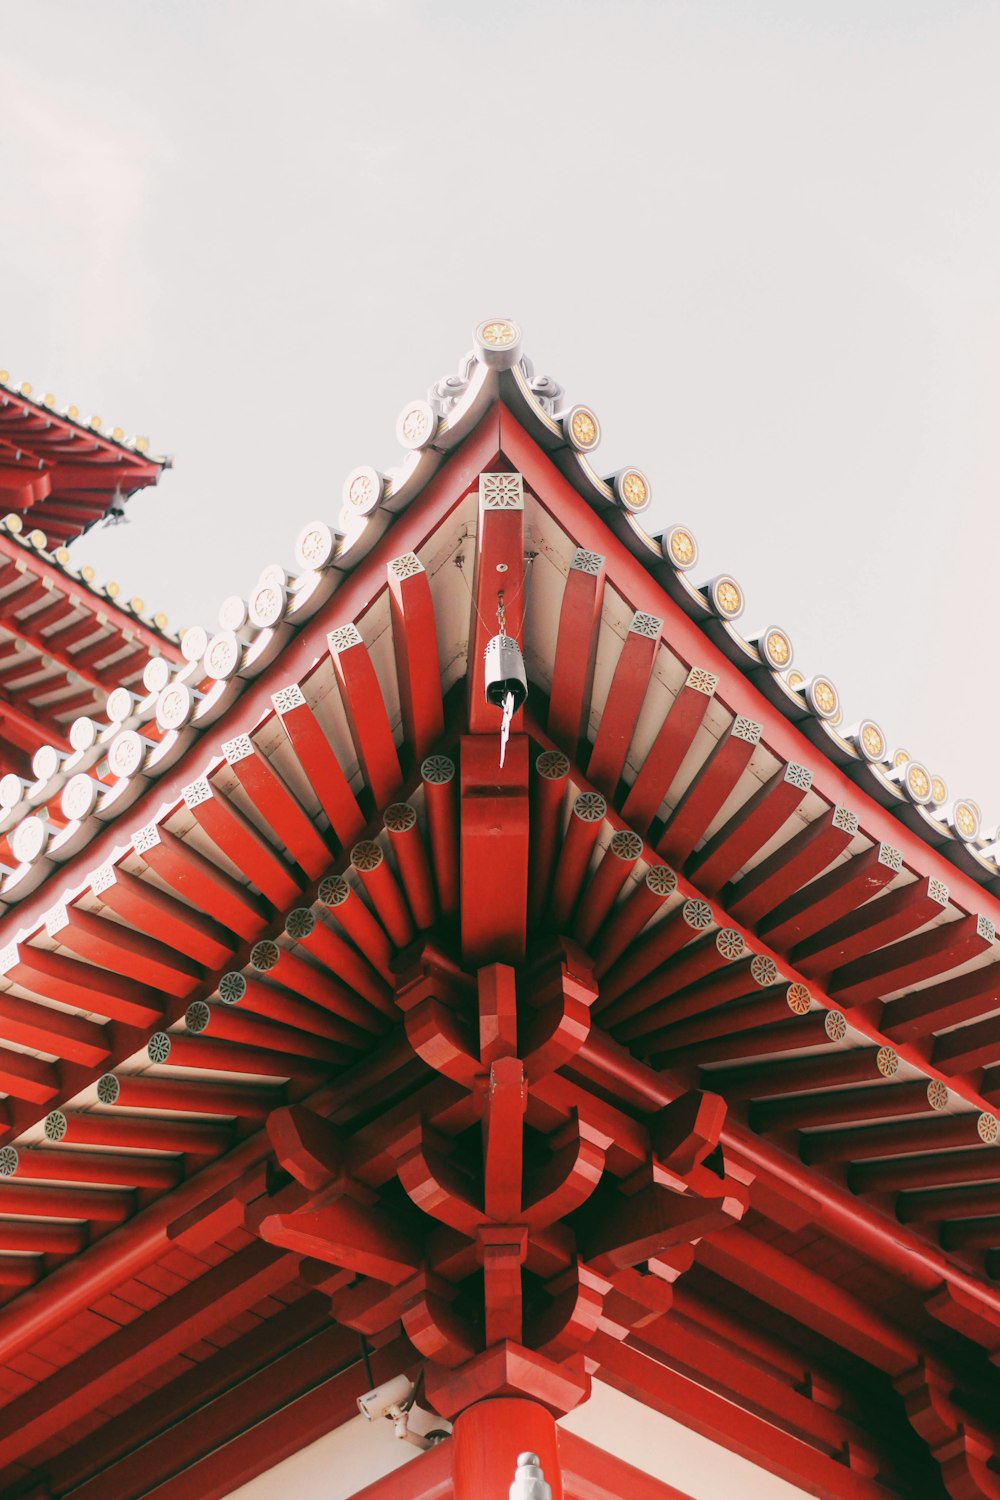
[496,590,506,636]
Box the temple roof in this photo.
[0,372,167,544]
[0,320,997,1498]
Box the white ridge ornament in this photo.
[510,1452,552,1500]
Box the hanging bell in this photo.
[484,633,528,712]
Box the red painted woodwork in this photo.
[548,549,605,753]
[422,754,460,922]
[328,625,404,808]
[5,391,1000,1500]
[461,734,529,965]
[622,668,718,836]
[272,684,367,846]
[657,717,760,865]
[757,840,902,949]
[452,1399,564,1500]
[586,615,659,797]
[468,473,525,735]
[688,761,814,897]
[389,552,445,762]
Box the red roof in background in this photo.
[0,378,166,544]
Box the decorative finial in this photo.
[510,1452,552,1500]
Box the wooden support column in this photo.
[548,547,605,754]
[461,733,529,967]
[388,552,444,763]
[452,1400,564,1500]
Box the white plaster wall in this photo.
[228,1380,813,1500]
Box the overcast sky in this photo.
[3,2,1000,825]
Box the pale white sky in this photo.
[3,2,1000,823]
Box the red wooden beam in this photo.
[271,683,366,848]
[184,998,359,1063]
[90,862,236,970]
[383,802,436,931]
[283,908,392,1013]
[750,1078,938,1134]
[881,962,1000,1043]
[933,1015,1000,1076]
[591,865,677,977]
[687,761,813,897]
[573,828,644,948]
[791,877,950,979]
[251,937,387,1035]
[649,1009,835,1068]
[0,988,109,1068]
[593,1335,893,1500]
[849,1147,1000,1196]
[182,777,302,910]
[0,942,164,1027]
[829,914,994,1008]
[46,1107,232,1157]
[548,547,605,754]
[706,1046,891,1101]
[147,1030,328,1086]
[319,873,394,982]
[388,551,444,763]
[221,733,332,881]
[47,902,203,1000]
[461,733,529,966]
[350,839,415,951]
[607,928,748,1036]
[631,951,778,1033]
[596,898,713,1011]
[586,611,660,798]
[802,1111,993,1165]
[0,1240,298,1474]
[328,622,403,808]
[897,1181,1000,1224]
[699,1226,918,1374]
[6,1145,180,1191]
[550,791,607,930]
[657,716,761,866]
[45,1293,334,1495]
[757,842,902,950]
[97,1072,283,1120]
[529,749,569,925]
[422,754,459,923]
[0,1046,59,1104]
[622,666,718,836]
